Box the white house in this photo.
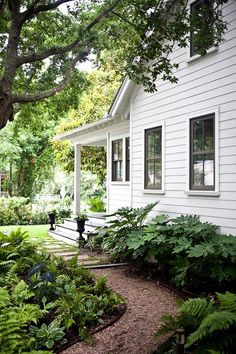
[56,0,236,236]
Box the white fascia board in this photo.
[108,77,135,118]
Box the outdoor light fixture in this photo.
[176,328,185,354]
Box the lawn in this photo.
[0,224,50,241]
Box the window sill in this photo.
[187,46,218,64]
[142,189,165,195]
[111,182,130,186]
[185,190,220,197]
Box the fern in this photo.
[180,297,214,318]
[186,310,236,347]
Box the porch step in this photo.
[48,215,106,246]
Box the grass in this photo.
[0,224,78,252]
[0,224,49,240]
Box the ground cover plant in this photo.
[0,229,124,353]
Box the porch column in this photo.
[73,144,81,214]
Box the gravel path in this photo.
[62,266,178,354]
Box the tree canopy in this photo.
[0,0,230,129]
[53,55,123,182]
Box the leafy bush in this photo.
[126,214,236,290]
[0,197,32,225]
[88,196,106,212]
[156,292,236,353]
[100,202,158,261]
[0,228,124,353]
[31,211,49,225]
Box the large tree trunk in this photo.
[0,90,14,129]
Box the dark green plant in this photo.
[126,215,236,290]
[156,292,236,354]
[30,320,67,350]
[101,202,158,261]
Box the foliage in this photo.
[99,202,158,260]
[0,228,124,352]
[0,196,32,225]
[0,0,230,130]
[88,197,106,213]
[156,292,236,353]
[124,214,236,291]
[53,57,123,182]
[75,213,88,221]
[31,212,49,225]
[30,320,67,350]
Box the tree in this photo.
[0,0,229,129]
[53,54,123,182]
[0,69,87,198]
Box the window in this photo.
[190,0,214,57]
[190,114,215,190]
[145,127,162,189]
[125,137,130,181]
[112,139,123,181]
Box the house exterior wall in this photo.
[107,121,131,213]
[129,0,236,234]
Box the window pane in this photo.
[147,129,161,157]
[204,153,214,186]
[147,160,155,187]
[204,118,214,151]
[193,154,204,186]
[154,159,162,188]
[193,120,203,152]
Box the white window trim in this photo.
[110,133,130,185]
[142,121,165,194]
[186,0,218,63]
[185,107,220,197]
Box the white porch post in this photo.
[73,144,81,214]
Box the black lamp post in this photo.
[48,212,56,231]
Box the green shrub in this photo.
[100,202,158,261]
[88,197,106,212]
[126,214,236,290]
[0,197,32,226]
[156,292,236,353]
[31,212,49,225]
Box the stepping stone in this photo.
[44,244,64,249]
[53,251,78,257]
[78,260,101,265]
[77,255,91,260]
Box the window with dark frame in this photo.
[125,137,130,181]
[190,114,215,190]
[190,0,214,57]
[145,127,162,189]
[112,139,123,181]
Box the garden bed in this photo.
[0,228,126,353]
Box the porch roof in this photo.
[54,114,128,145]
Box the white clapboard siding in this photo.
[129,0,236,234]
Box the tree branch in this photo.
[17,39,89,66]
[22,0,75,22]
[11,52,86,104]
[17,0,121,66]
